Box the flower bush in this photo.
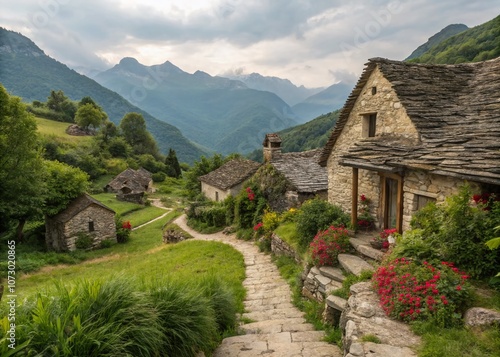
[370,228,397,250]
[373,257,471,327]
[309,226,351,266]
[116,220,132,243]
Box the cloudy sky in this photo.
[1,0,498,87]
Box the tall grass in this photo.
[3,276,240,356]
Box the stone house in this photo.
[199,159,262,201]
[105,167,153,203]
[46,194,116,251]
[319,57,500,232]
[264,133,328,206]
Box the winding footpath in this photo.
[174,215,342,357]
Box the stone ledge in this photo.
[338,254,374,276]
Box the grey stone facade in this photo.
[46,194,116,251]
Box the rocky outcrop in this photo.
[340,282,420,357]
[270,233,302,263]
[464,307,500,327]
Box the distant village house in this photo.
[199,159,261,201]
[105,167,153,204]
[263,133,328,207]
[319,57,500,232]
[45,194,116,252]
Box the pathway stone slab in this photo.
[338,253,374,276]
[174,215,342,357]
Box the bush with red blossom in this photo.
[373,257,471,327]
[309,226,351,266]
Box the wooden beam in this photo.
[352,168,359,228]
[396,175,404,233]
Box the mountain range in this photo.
[0,28,205,163]
[94,58,299,154]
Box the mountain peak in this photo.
[405,23,468,60]
[0,27,45,57]
[119,57,141,67]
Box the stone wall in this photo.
[270,233,302,263]
[327,66,419,222]
[402,170,481,230]
[201,182,230,202]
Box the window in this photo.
[371,86,377,95]
[215,191,219,202]
[415,194,435,211]
[89,221,95,232]
[362,113,377,138]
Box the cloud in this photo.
[1,0,498,86]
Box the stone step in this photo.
[318,266,346,283]
[242,307,305,321]
[239,318,315,334]
[338,254,374,276]
[349,237,385,261]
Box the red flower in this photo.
[253,222,263,231]
[122,221,132,230]
[360,194,367,202]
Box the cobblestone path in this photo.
[174,215,342,357]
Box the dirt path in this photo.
[174,215,342,357]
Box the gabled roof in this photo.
[320,57,500,185]
[199,159,261,190]
[51,194,115,222]
[106,167,152,192]
[271,149,328,193]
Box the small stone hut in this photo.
[264,133,328,206]
[319,57,500,232]
[199,159,261,201]
[105,167,153,203]
[45,194,116,251]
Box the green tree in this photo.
[75,103,107,130]
[165,148,182,178]
[120,112,159,157]
[0,85,45,239]
[43,160,90,216]
[46,90,77,122]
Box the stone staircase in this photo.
[303,232,421,357]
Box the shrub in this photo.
[296,198,350,248]
[99,239,114,249]
[373,257,471,327]
[116,220,132,243]
[262,210,281,234]
[75,232,93,250]
[234,184,267,229]
[408,185,500,279]
[152,172,166,182]
[309,226,351,266]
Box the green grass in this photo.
[274,222,304,254]
[122,205,169,227]
[412,321,500,357]
[17,213,246,306]
[91,193,144,216]
[35,116,92,144]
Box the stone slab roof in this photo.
[320,57,500,185]
[51,194,115,222]
[199,159,261,190]
[271,149,328,193]
[263,133,282,145]
[106,167,152,193]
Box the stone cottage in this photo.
[264,133,328,206]
[199,158,262,201]
[105,167,153,203]
[46,194,116,251]
[319,57,500,232]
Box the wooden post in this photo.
[396,175,404,233]
[352,168,359,229]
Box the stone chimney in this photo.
[263,133,282,162]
